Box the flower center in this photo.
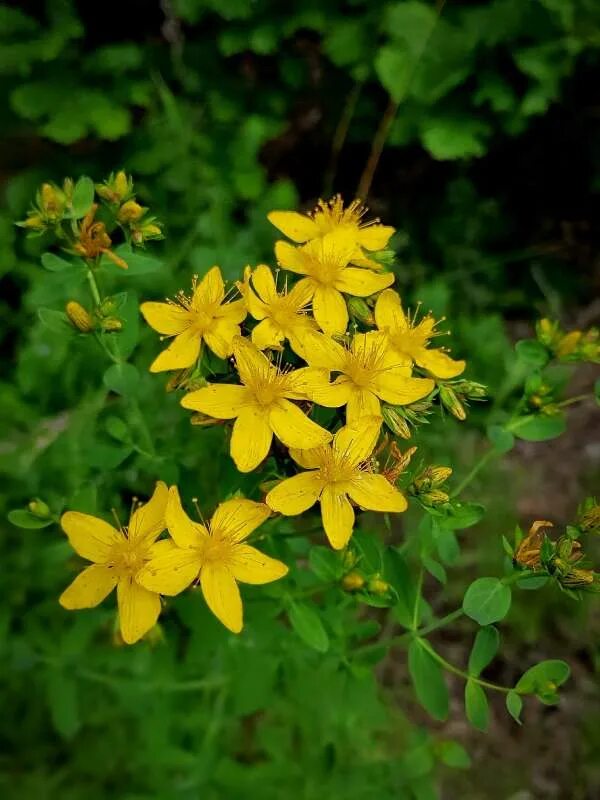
[110,539,148,576]
[201,535,232,566]
[318,450,355,487]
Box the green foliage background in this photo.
[1,1,599,798]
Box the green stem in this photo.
[86,266,102,308]
[554,393,593,409]
[452,448,497,497]
[412,565,424,630]
[418,638,516,694]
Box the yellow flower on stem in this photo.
[59,482,168,644]
[268,195,395,268]
[140,266,246,372]
[266,416,407,550]
[374,289,465,379]
[181,336,331,473]
[74,204,129,269]
[275,230,395,335]
[305,331,434,424]
[240,264,319,357]
[137,487,288,633]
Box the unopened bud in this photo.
[342,549,358,570]
[190,412,221,427]
[40,183,65,219]
[382,404,411,438]
[560,567,595,588]
[117,200,145,223]
[342,572,365,591]
[114,171,130,200]
[439,385,466,420]
[579,504,600,533]
[347,297,375,326]
[66,301,94,332]
[367,576,390,595]
[101,317,123,332]
[453,380,487,399]
[556,331,581,358]
[420,489,450,506]
[28,498,51,518]
[536,318,560,348]
[21,214,45,230]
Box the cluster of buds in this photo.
[438,380,487,421]
[382,397,433,439]
[96,170,163,246]
[339,550,391,598]
[65,299,123,334]
[17,179,75,233]
[536,318,600,364]
[409,465,452,507]
[513,517,599,593]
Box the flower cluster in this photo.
[61,196,470,640]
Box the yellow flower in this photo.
[137,487,288,633]
[374,289,465,379]
[266,416,407,550]
[275,230,395,335]
[305,331,434,424]
[268,195,395,267]
[59,482,168,644]
[240,264,319,357]
[181,336,331,472]
[74,204,128,269]
[514,520,553,569]
[140,266,246,372]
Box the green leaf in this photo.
[468,626,500,676]
[37,308,73,336]
[308,546,343,582]
[423,555,446,584]
[421,116,489,160]
[8,509,53,529]
[112,292,139,360]
[46,668,80,739]
[408,640,449,721]
[85,442,132,469]
[103,362,140,397]
[438,740,471,769]
[70,176,95,219]
[288,601,329,652]
[594,378,600,406]
[515,338,550,367]
[515,659,570,704]
[105,415,131,442]
[441,502,485,530]
[462,578,511,625]
[506,690,523,724]
[41,252,76,272]
[109,245,163,275]
[375,44,414,103]
[511,414,566,442]
[487,424,514,454]
[465,679,489,731]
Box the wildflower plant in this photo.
[10,179,600,789]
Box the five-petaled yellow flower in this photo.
[268,195,395,268]
[266,416,406,550]
[275,229,395,335]
[240,264,318,357]
[140,266,246,372]
[306,331,434,424]
[137,487,287,633]
[375,289,465,379]
[181,336,331,472]
[59,482,168,644]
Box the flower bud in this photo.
[342,572,365,591]
[439,385,466,420]
[28,498,51,518]
[555,331,582,358]
[20,214,45,230]
[347,297,375,326]
[66,301,94,332]
[100,317,123,332]
[117,200,145,223]
[452,380,487,399]
[579,504,600,533]
[536,318,560,348]
[420,489,450,506]
[114,171,130,200]
[559,567,595,589]
[382,404,411,438]
[367,576,390,595]
[190,413,221,427]
[40,183,65,219]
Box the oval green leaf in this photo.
[462,577,511,625]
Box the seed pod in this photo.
[65,301,94,332]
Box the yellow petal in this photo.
[413,347,466,379]
[229,544,289,585]
[200,562,243,633]
[275,240,312,275]
[374,289,407,332]
[267,210,320,243]
[128,480,168,544]
[231,406,273,472]
[269,399,331,449]
[59,565,117,609]
[215,298,247,324]
[165,486,209,549]
[346,473,407,512]
[250,263,278,301]
[281,366,330,400]
[357,224,395,251]
[346,388,382,424]
[192,265,224,305]
[252,318,284,350]
[287,276,315,309]
[232,335,275,385]
[181,383,251,418]
[136,541,200,596]
[149,328,201,373]
[211,498,271,542]
[333,416,381,466]
[302,330,347,370]
[375,373,434,405]
[320,487,355,549]
[140,302,191,335]
[334,267,395,297]
[266,471,323,515]
[61,511,121,563]
[313,286,348,335]
[117,577,161,644]
[203,319,241,359]
[309,375,353,408]
[289,446,325,469]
